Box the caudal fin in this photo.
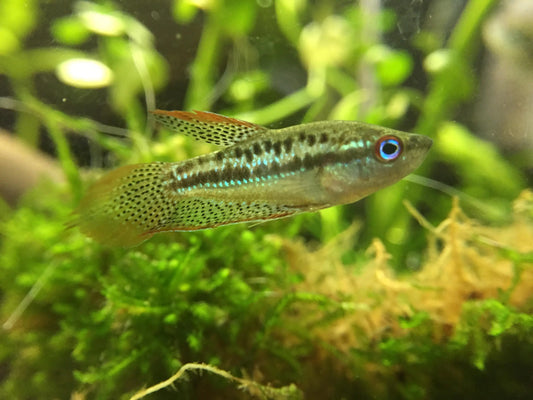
[72,162,173,247]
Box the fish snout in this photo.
[408,133,433,153]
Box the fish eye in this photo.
[375,135,402,162]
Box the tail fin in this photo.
[72,162,172,247]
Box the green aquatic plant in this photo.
[2,0,525,250]
[2,185,532,399]
[0,0,168,183]
[0,182,297,399]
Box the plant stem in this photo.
[366,0,498,266]
[185,15,224,111]
[233,88,317,125]
[416,0,498,135]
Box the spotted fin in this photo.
[151,109,268,146]
[146,197,300,236]
[71,162,173,247]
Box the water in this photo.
[0,1,532,399]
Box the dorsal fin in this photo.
[150,109,268,146]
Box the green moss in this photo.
[1,184,296,399]
[3,187,532,399]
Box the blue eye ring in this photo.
[375,135,403,162]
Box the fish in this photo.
[73,110,432,246]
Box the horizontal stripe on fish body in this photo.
[165,124,372,194]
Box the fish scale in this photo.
[73,110,432,246]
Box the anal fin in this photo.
[148,197,300,233]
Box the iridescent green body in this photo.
[75,110,432,246]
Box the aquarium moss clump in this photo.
[0,184,294,400]
[1,184,532,400]
[247,191,533,399]
[281,192,533,346]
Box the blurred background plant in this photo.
[0,0,532,399]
